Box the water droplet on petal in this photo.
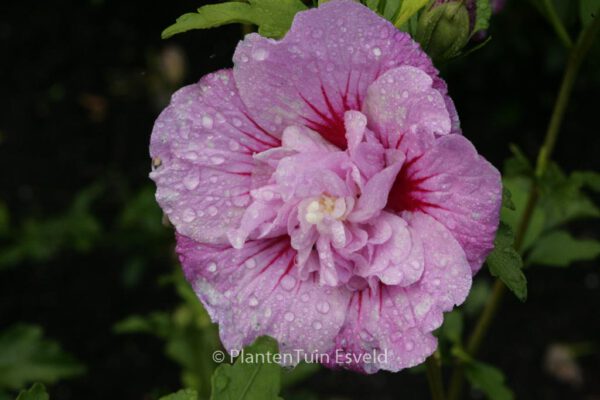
[245,258,256,269]
[183,172,200,190]
[182,208,196,222]
[248,295,259,307]
[316,301,330,314]
[207,206,218,216]
[207,262,217,273]
[228,140,240,151]
[284,312,295,322]
[312,320,322,330]
[252,47,268,61]
[202,115,214,129]
[372,47,382,57]
[280,275,296,291]
[211,156,225,165]
[301,293,310,302]
[405,340,414,351]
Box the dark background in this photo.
[0,0,599,399]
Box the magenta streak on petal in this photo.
[273,257,296,291]
[241,111,282,147]
[259,241,292,274]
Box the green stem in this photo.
[447,14,599,400]
[426,353,446,400]
[541,0,573,49]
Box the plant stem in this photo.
[541,0,573,49]
[426,353,446,400]
[447,14,599,400]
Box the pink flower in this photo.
[150,0,501,373]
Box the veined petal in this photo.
[177,235,350,363]
[326,212,471,373]
[150,69,280,244]
[390,135,502,272]
[233,0,457,149]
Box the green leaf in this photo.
[572,170,600,192]
[580,0,600,28]
[0,325,84,390]
[162,0,307,39]
[160,389,199,400]
[503,144,533,178]
[15,383,49,400]
[527,230,600,267]
[441,310,463,345]
[465,361,514,400]
[502,186,516,210]
[393,0,429,28]
[501,177,546,251]
[210,336,283,400]
[281,361,320,388]
[365,0,380,12]
[539,164,600,229]
[113,312,171,338]
[486,223,527,301]
[472,0,492,35]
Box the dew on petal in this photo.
[252,47,268,61]
[207,262,217,273]
[316,301,330,314]
[284,312,295,322]
[248,295,259,307]
[280,275,296,291]
[182,208,196,222]
[207,206,218,216]
[202,115,214,129]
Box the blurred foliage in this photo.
[115,271,221,398]
[0,185,102,270]
[14,383,49,400]
[501,147,600,267]
[0,325,84,391]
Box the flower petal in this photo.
[177,235,350,363]
[363,65,452,148]
[327,212,471,373]
[391,135,502,272]
[150,70,280,244]
[233,0,455,149]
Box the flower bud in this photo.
[415,1,470,63]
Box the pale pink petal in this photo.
[150,70,279,244]
[363,66,452,148]
[348,150,404,223]
[359,212,425,286]
[177,235,350,362]
[326,212,471,372]
[390,135,502,272]
[233,0,456,149]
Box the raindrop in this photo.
[280,275,296,291]
[182,208,196,222]
[248,295,259,307]
[211,156,225,165]
[245,258,257,269]
[207,262,217,273]
[284,312,295,322]
[312,321,322,330]
[252,47,268,61]
[202,115,214,129]
[183,173,199,190]
[316,301,330,314]
[207,206,218,216]
[372,47,382,57]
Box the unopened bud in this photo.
[416,1,470,63]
